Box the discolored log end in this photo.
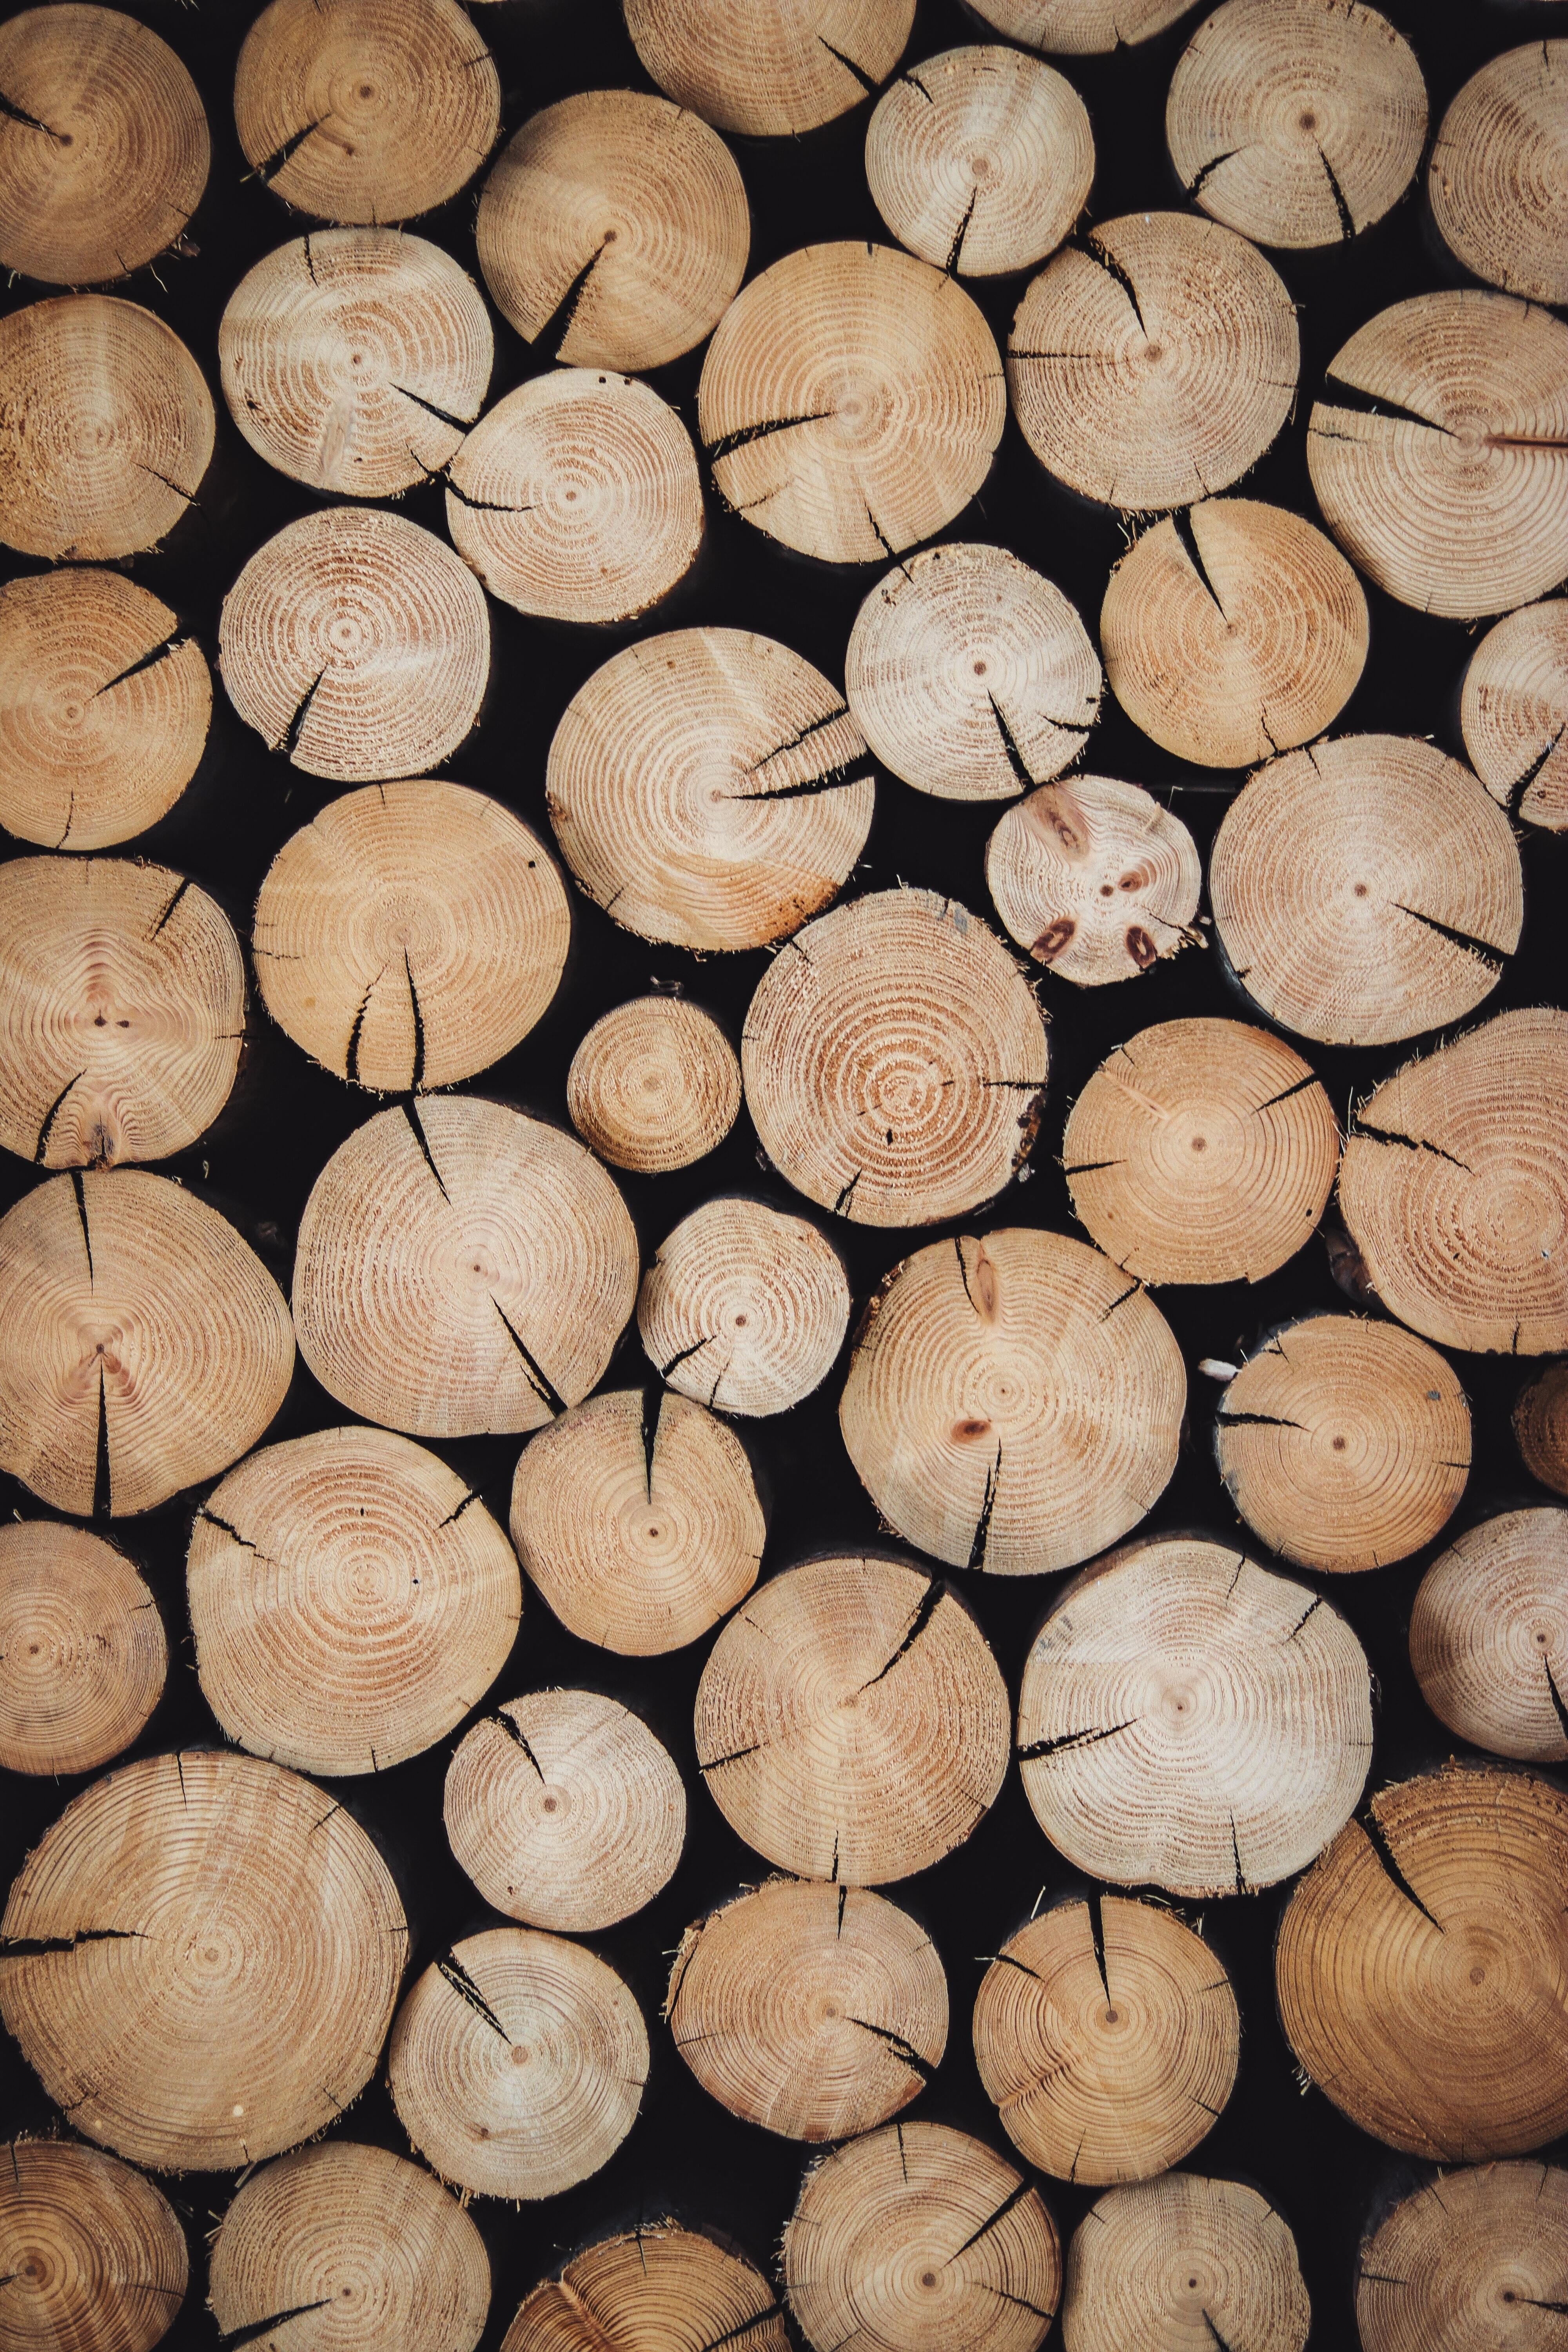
[0,1522,165,1779]
[1356,2160,1568,2352]
[1461,597,1568,833]
[567,996,740,1173]
[639,1195,850,1417]
[1063,2174,1310,2352]
[622,0,914,138]
[985,775,1201,986]
[504,2227,788,2352]
[1516,1359,1568,1495]
[0,2138,187,2352]
[1410,1507,1568,1762]
[1429,42,1568,308]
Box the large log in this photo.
[1410,1508,1568,1762]
[0,1521,165,1778]
[1356,2160,1568,2352]
[504,2227,788,2352]
[985,776,1201,985]
[1429,42,1568,308]
[622,0,914,138]
[1460,596,1568,833]
[566,996,740,1173]
[1062,2174,1310,2352]
[638,1195,850,1417]
[0,2138,187,2352]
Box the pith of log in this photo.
[566,996,741,1173]
[638,1195,851,1417]
[985,776,1201,985]
[0,1521,166,1777]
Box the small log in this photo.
[694,1553,1009,1884]
[839,1228,1184,1573]
[209,2141,490,2352]
[844,541,1102,802]
[1007,214,1298,512]
[476,90,749,372]
[965,0,1198,55]
[1166,0,1426,249]
[1430,42,1568,308]
[187,1425,522,1777]
[666,1877,947,2142]
[567,996,740,1172]
[1215,1313,1469,1573]
[1098,496,1368,768]
[638,1196,850,1417]
[741,887,1049,1226]
[446,370,703,626]
[622,0,914,138]
[0,1169,294,1518]
[1461,596,1568,833]
[510,1387,764,1655]
[0,1521,165,1777]
[0,294,212,561]
[864,45,1094,278]
[504,2226,788,2352]
[219,506,490,784]
[1356,2160,1568,2352]
[0,2138,187,2352]
[387,1924,646,2200]
[445,1688,685,1931]
[1307,291,1568,621]
[1063,1018,1339,1285]
[1062,2174,1310,2352]
[0,1747,407,2170]
[292,1098,639,1438]
[1275,1762,1568,2158]
[1017,1534,1373,1896]
[219,228,492,499]
[1516,1360,1568,1495]
[698,242,1005,563]
[252,779,569,1092]
[1409,1508,1568,1762]
[985,775,1201,985]
[1208,734,1522,1046]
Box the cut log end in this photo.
[1461,597,1568,833]
[504,2227,787,2352]
[985,776,1200,987]
[0,2138,188,2352]
[1356,2160,1568,2352]
[1064,2173,1310,2352]
[965,0,1198,57]
[1430,42,1568,308]
[1410,1508,1568,1762]
[0,1521,165,1777]
[1516,1359,1568,1495]
[639,1195,850,1417]
[622,0,915,138]
[567,996,740,1172]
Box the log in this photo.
[1165,0,1426,248]
[0,1747,407,2170]
[621,0,915,138]
[971,1895,1239,2184]
[475,90,749,372]
[1007,214,1298,512]
[209,2141,490,2352]
[0,294,212,561]
[0,568,211,852]
[1062,2175,1310,2352]
[1460,595,1568,833]
[838,1227,1185,1573]
[637,1195,851,1416]
[1516,1360,1568,1495]
[1208,733,1522,1046]
[1356,2160,1568,2352]
[1098,496,1368,768]
[741,887,1049,1226]
[1062,1018,1339,1285]
[0,1521,165,1778]
[0,2138,187,2352]
[1017,1534,1373,1896]
[504,2226,788,2352]
[218,505,490,784]
[0,1169,294,1518]
[668,1879,946,2143]
[844,541,1102,801]
[1429,42,1568,308]
[386,1924,646,2199]
[444,1687,685,1931]
[1409,1508,1568,1762]
[693,1553,1009,1884]
[1275,1762,1568,2158]
[985,776,1201,985]
[697,241,1005,563]
[218,228,492,499]
[966,0,1197,53]
[546,628,873,953]
[509,1387,764,1655]
[1307,291,1568,621]
[1215,1312,1470,1573]
[566,996,740,1173]
[187,1424,522,1777]
[252,779,569,1092]
[292,1097,639,1439]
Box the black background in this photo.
[4,0,1568,2341]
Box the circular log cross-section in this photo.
[0,294,212,561]
[1430,44,1568,309]
[1209,734,1522,1047]
[0,1747,407,2171]
[782,2120,1061,2352]
[0,1169,294,1519]
[446,370,703,627]
[510,1387,764,1656]
[445,1688,685,1932]
[253,780,569,1092]
[695,1553,1009,1884]
[1356,2161,1568,2352]
[387,1925,647,2200]
[865,47,1094,278]
[638,1196,850,1417]
[1166,0,1426,248]
[567,997,740,1173]
[219,506,490,784]
[210,2142,490,2352]
[1461,597,1568,834]
[187,1425,522,1778]
[1307,291,1568,621]
[965,0,1199,54]
[1063,1019,1339,1287]
[219,229,492,499]
[1018,1534,1373,1896]
[505,2227,788,2352]
[1410,1508,1568,1763]
[547,630,873,953]
[742,888,1049,1227]
[0,2139,187,2352]
[844,542,1102,801]
[972,1895,1239,2184]
[1276,1764,1568,2158]
[1517,1361,1568,1496]
[293,1097,638,1439]
[1099,497,1368,768]
[622,0,914,138]
[1062,2174,1311,2352]
[985,776,1201,986]
[1215,1314,1470,1574]
[233,0,501,225]
[0,1521,165,1777]
[476,90,748,372]
[1007,213,1298,512]
[698,241,1005,564]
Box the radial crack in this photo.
[1506,721,1565,813]
[394,381,477,432]
[698,1740,764,1773]
[968,1443,1001,1570]
[1083,234,1145,334]
[0,85,62,137]
[34,1070,84,1163]
[987,691,1036,789]
[1018,1719,1137,1762]
[436,1953,511,2042]
[1186,147,1238,199]
[402,1098,448,1198]
[944,185,978,277]
[1354,1120,1470,1173]
[1393,902,1508,971]
[403,951,426,1091]
[1169,505,1227,619]
[275,668,325,759]
[494,1711,545,1777]
[492,1297,567,1416]
[728,755,875,802]
[833,1168,862,1218]
[1087,1889,1110,2002]
[93,633,184,697]
[91,1361,111,1520]
[252,116,327,183]
[754,705,852,764]
[1254,1071,1318,1111]
[706,409,835,464]
[1317,144,1356,240]
[1318,375,1454,435]
[818,33,877,93]
[847,2015,935,2084]
[860,1579,944,1688]
[1360,1806,1443,1931]
[948,2177,1033,2260]
[0,1926,142,1958]
[1543,1654,1568,1745]
[150,877,192,937]
[343,969,380,1087]
[1216,1408,1306,1430]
